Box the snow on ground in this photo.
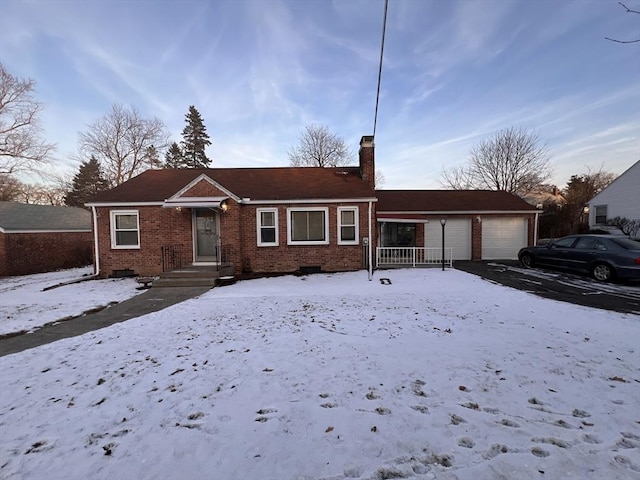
[0,269,639,480]
[0,267,142,336]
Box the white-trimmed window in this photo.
[110,210,140,249]
[338,206,359,245]
[287,207,329,245]
[257,208,278,246]
[594,205,607,225]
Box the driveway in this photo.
[455,261,640,315]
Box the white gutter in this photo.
[368,200,373,281]
[91,206,100,276]
[534,210,540,246]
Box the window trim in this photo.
[110,210,140,249]
[337,206,359,245]
[256,208,279,247]
[287,207,329,245]
[594,205,607,225]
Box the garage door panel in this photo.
[482,217,527,260]
[426,219,471,260]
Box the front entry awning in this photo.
[162,196,229,209]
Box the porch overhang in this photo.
[162,196,229,209]
[377,214,430,223]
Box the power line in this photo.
[373,0,389,139]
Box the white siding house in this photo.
[588,160,640,228]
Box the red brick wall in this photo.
[0,232,7,277]
[181,178,228,197]
[238,202,375,274]
[94,200,377,277]
[0,231,93,277]
[95,206,193,277]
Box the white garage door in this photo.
[482,217,528,260]
[425,218,471,260]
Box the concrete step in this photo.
[152,277,218,288]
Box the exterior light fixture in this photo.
[440,218,446,271]
[220,200,228,212]
[175,207,182,212]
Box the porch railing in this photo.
[376,247,453,268]
[161,243,233,272]
[161,244,187,272]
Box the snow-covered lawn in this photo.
[0,267,142,336]
[0,269,639,479]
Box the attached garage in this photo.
[425,218,471,260]
[482,217,528,260]
[376,190,538,262]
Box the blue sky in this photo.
[1,0,638,189]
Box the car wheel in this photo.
[592,263,614,282]
[520,253,534,268]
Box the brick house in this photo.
[0,202,93,277]
[86,136,538,279]
[86,137,377,278]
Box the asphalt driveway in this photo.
[455,261,640,315]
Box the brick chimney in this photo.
[359,135,375,190]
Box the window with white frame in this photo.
[257,208,278,246]
[110,210,140,249]
[594,205,607,225]
[338,206,359,245]
[288,207,329,245]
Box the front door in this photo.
[194,209,219,263]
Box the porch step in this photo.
[152,265,234,288]
[153,277,219,288]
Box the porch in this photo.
[376,247,453,268]
[153,243,234,287]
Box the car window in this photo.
[611,238,640,250]
[553,237,576,248]
[575,238,607,250]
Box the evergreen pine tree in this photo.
[180,105,211,168]
[164,142,185,168]
[64,156,110,207]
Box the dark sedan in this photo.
[518,234,640,282]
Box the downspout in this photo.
[91,206,100,276]
[534,211,539,246]
[368,200,373,281]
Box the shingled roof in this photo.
[87,167,376,204]
[0,202,91,232]
[376,190,538,212]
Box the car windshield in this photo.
[611,238,640,250]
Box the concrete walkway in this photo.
[0,286,211,358]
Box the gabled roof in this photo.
[0,202,91,232]
[376,190,538,212]
[87,167,375,204]
[588,159,640,205]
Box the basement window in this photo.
[110,210,140,249]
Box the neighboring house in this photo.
[376,190,538,262]
[0,202,93,277]
[85,136,540,279]
[587,160,640,230]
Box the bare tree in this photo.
[441,127,553,197]
[288,124,353,167]
[0,63,55,175]
[0,174,24,201]
[78,103,169,186]
[605,2,640,44]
